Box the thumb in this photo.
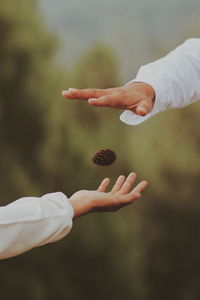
[136,99,153,116]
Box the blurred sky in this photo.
[39,0,200,81]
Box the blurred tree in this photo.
[72,43,120,88]
[0,0,60,202]
[53,43,131,193]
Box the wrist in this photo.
[68,191,93,219]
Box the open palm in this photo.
[69,172,148,218]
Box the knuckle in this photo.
[91,88,98,97]
[117,89,126,97]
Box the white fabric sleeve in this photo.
[0,192,74,259]
[120,38,200,125]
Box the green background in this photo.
[0,1,200,299]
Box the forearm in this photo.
[121,38,200,125]
[0,192,74,259]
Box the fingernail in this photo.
[61,90,68,95]
[88,98,96,103]
[68,88,77,92]
[130,172,136,176]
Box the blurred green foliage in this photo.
[0,1,200,300]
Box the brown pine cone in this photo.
[92,149,116,166]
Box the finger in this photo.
[136,99,153,116]
[110,175,126,193]
[121,191,141,204]
[62,88,116,100]
[132,180,148,193]
[119,172,137,194]
[88,92,122,108]
[114,192,141,208]
[97,178,110,192]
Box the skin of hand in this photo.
[68,172,148,218]
[62,82,155,116]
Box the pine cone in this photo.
[92,149,116,166]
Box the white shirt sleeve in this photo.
[0,192,74,259]
[120,38,200,125]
